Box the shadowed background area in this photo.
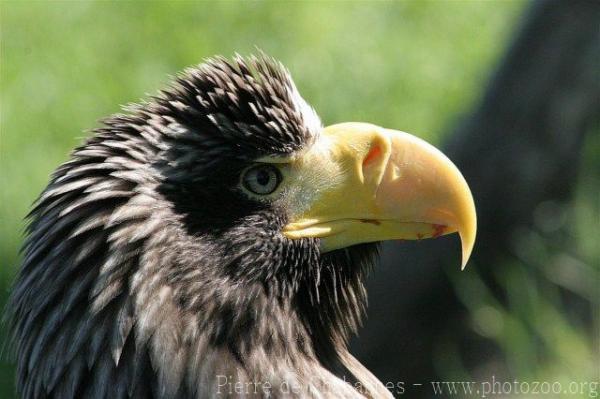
[1,1,598,398]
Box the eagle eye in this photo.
[241,164,282,196]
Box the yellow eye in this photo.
[241,164,282,195]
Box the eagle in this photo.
[7,54,476,398]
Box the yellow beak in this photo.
[283,122,477,269]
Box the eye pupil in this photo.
[256,170,270,186]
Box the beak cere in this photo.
[283,122,477,269]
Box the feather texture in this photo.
[7,54,390,398]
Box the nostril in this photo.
[362,145,381,167]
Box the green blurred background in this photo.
[1,1,597,398]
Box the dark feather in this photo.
[6,54,389,398]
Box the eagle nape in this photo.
[7,54,476,398]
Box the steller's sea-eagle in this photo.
[7,54,476,398]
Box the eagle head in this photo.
[8,54,476,398]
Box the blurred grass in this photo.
[7,0,586,397]
[441,132,600,396]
